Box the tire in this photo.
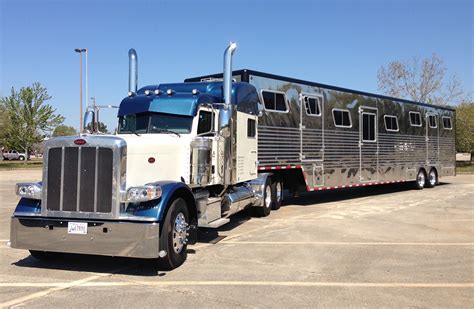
[414,169,426,190]
[255,178,273,217]
[157,198,189,270]
[271,180,283,210]
[426,168,438,188]
[19,156,25,161]
[29,250,59,260]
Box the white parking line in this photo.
[0,281,472,288]
[0,265,134,308]
[220,241,474,246]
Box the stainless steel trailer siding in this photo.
[248,74,455,190]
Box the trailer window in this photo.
[384,115,399,132]
[409,112,422,127]
[197,111,213,134]
[247,119,256,138]
[303,95,321,116]
[428,115,437,128]
[362,113,376,142]
[332,109,351,128]
[442,116,452,130]
[261,90,288,112]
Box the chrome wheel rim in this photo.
[275,182,282,202]
[429,171,436,186]
[265,185,272,209]
[172,212,188,254]
[417,172,425,187]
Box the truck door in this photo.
[426,113,439,166]
[299,93,324,187]
[359,107,378,182]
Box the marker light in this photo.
[166,89,174,95]
[124,185,162,203]
[154,89,161,95]
[15,183,42,200]
[144,89,151,96]
[191,89,199,95]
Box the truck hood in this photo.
[119,134,193,187]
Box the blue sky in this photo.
[1,0,472,132]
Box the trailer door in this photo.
[359,107,378,182]
[426,113,439,166]
[299,93,324,162]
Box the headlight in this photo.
[123,185,162,203]
[15,183,42,200]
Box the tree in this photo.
[53,125,77,137]
[455,102,474,154]
[85,121,109,134]
[377,54,466,106]
[0,103,7,147]
[0,83,64,156]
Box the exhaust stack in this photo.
[219,42,237,185]
[128,49,138,95]
[223,42,237,105]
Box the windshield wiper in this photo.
[156,128,181,137]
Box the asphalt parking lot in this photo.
[0,169,473,308]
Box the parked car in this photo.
[2,150,28,161]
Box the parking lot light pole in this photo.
[74,48,87,132]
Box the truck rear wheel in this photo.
[272,180,283,210]
[255,178,273,217]
[157,197,189,270]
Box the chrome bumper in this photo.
[10,217,160,258]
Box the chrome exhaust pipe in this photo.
[128,48,138,95]
[223,42,237,105]
[219,42,237,185]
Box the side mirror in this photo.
[83,111,95,133]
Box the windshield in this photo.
[118,113,193,134]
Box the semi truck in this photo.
[10,43,456,270]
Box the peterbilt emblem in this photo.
[74,139,87,145]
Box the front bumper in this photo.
[10,217,160,258]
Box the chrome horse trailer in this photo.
[187,69,456,192]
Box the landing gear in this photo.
[157,198,189,270]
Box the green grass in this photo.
[456,165,474,174]
[0,160,43,170]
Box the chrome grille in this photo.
[46,147,113,213]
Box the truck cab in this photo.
[10,43,277,270]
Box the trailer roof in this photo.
[185,69,456,112]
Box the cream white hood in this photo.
[119,134,192,187]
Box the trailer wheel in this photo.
[29,250,59,260]
[255,178,273,217]
[414,169,426,190]
[157,197,189,270]
[272,180,283,210]
[426,168,438,188]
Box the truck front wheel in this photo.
[157,197,189,270]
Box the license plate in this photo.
[67,222,88,235]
